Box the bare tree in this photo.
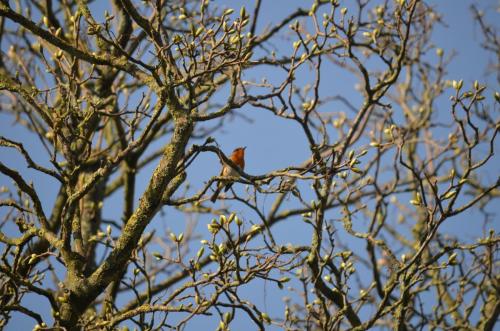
[0,0,498,330]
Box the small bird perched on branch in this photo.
[210,147,246,203]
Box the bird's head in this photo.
[232,146,246,161]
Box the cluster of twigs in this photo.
[0,0,498,330]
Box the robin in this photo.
[210,147,246,203]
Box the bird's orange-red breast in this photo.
[210,147,246,202]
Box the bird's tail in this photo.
[210,184,223,203]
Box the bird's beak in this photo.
[242,146,247,150]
